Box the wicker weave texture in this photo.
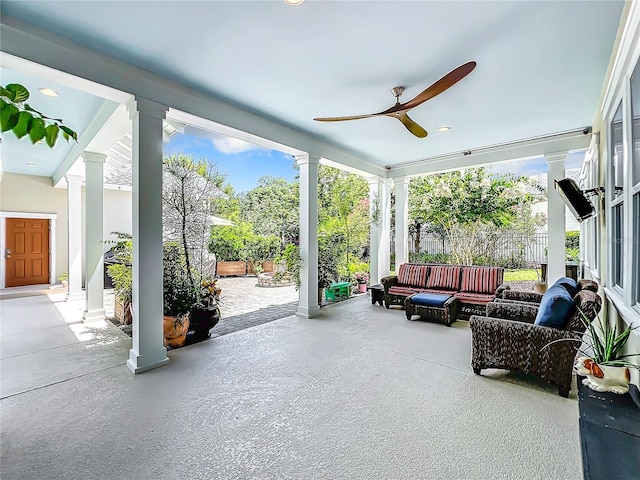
[469,289,602,397]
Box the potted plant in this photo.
[318,236,340,305]
[58,271,68,287]
[187,278,222,343]
[355,272,369,293]
[162,242,197,348]
[545,308,640,480]
[105,233,133,325]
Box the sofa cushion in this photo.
[551,276,578,297]
[453,292,496,306]
[460,267,503,294]
[426,265,462,290]
[410,293,452,307]
[421,288,458,296]
[388,286,421,297]
[397,264,429,288]
[534,285,574,329]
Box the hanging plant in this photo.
[0,83,78,147]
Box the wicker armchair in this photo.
[498,278,599,305]
[469,289,602,397]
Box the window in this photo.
[609,102,624,289]
[631,193,640,308]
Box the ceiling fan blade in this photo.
[396,113,428,138]
[402,61,476,110]
[314,113,379,122]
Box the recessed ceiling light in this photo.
[26,163,36,167]
[39,88,59,97]
[284,0,304,5]
[437,126,451,132]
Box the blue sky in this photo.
[486,150,584,177]
[165,131,584,193]
[164,131,297,193]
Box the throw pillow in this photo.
[534,285,574,329]
[551,276,578,297]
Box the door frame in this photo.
[0,211,57,289]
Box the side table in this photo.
[368,284,384,306]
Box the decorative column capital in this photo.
[65,173,84,185]
[295,153,320,166]
[83,151,106,164]
[366,176,385,186]
[545,152,567,164]
[392,176,411,187]
[127,97,168,121]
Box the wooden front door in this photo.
[5,218,50,287]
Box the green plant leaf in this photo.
[28,117,46,144]
[6,83,29,103]
[12,111,33,139]
[45,124,59,148]
[60,125,78,141]
[0,100,19,132]
[0,87,15,101]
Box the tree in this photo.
[1,83,77,147]
[163,154,225,289]
[239,176,299,247]
[318,165,370,278]
[409,168,541,265]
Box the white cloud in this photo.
[211,135,264,154]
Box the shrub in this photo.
[566,230,580,250]
[246,234,281,263]
[408,252,450,264]
[163,242,198,316]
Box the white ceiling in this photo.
[0,0,625,173]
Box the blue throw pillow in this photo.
[551,276,578,297]
[534,285,574,329]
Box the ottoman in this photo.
[405,293,459,327]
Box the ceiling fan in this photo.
[313,61,477,138]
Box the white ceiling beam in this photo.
[52,100,119,186]
[389,128,591,178]
[2,16,388,179]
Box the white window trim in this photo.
[0,211,57,289]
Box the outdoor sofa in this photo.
[381,263,508,319]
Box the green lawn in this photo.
[504,268,540,282]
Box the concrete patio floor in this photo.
[1,293,581,479]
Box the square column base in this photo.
[127,348,170,374]
[296,305,320,318]
[66,291,85,302]
[83,309,106,323]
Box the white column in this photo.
[82,152,106,322]
[66,174,84,301]
[379,179,392,276]
[296,153,320,318]
[393,176,410,268]
[368,176,389,283]
[127,97,169,374]
[546,153,567,285]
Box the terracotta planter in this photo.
[216,261,247,277]
[163,313,190,348]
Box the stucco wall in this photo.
[0,173,68,284]
[0,173,133,287]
